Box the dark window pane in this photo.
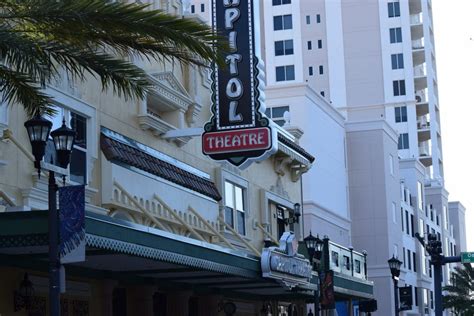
[398,134,403,150]
[286,65,295,80]
[265,108,271,117]
[71,112,87,149]
[316,14,321,23]
[400,80,406,95]
[275,41,284,56]
[273,0,280,5]
[401,106,407,121]
[237,211,245,235]
[273,16,282,30]
[318,40,322,48]
[394,2,400,16]
[393,81,400,96]
[306,15,310,24]
[283,15,292,29]
[390,28,396,43]
[70,148,86,184]
[200,3,204,12]
[309,66,313,76]
[225,206,234,228]
[191,5,195,13]
[272,106,289,117]
[395,107,401,122]
[397,28,403,42]
[319,65,324,74]
[282,0,291,4]
[388,3,394,17]
[276,66,285,81]
[285,40,294,54]
[391,54,397,69]
[403,133,409,148]
[398,54,404,68]
[307,41,312,50]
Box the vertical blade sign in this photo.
[202,0,276,168]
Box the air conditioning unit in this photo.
[415,95,422,103]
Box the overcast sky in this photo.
[432,0,474,251]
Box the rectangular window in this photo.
[393,80,406,96]
[395,106,408,122]
[401,208,404,231]
[317,39,322,49]
[265,106,289,127]
[319,65,324,75]
[390,27,403,43]
[403,247,406,268]
[415,287,418,306]
[306,15,310,24]
[307,41,312,50]
[343,255,350,270]
[411,214,415,237]
[316,14,321,23]
[276,65,295,82]
[407,249,411,270]
[224,181,246,235]
[331,251,339,267]
[405,210,410,235]
[389,155,394,175]
[309,66,313,76]
[272,0,291,5]
[388,1,401,18]
[391,53,404,69]
[200,3,205,12]
[273,15,293,30]
[413,252,417,272]
[355,260,361,273]
[430,291,434,309]
[190,5,195,13]
[275,40,294,56]
[398,133,409,149]
[45,108,88,184]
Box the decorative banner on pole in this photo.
[59,185,85,264]
[320,270,335,310]
[399,285,413,311]
[202,0,277,168]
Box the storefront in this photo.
[0,211,317,316]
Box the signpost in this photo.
[202,0,277,168]
[461,252,474,263]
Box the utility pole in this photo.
[415,233,461,316]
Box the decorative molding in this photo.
[137,112,191,146]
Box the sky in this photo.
[432,0,474,251]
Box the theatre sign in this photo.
[202,0,277,168]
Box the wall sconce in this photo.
[283,203,301,225]
[13,273,35,311]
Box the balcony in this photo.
[410,14,424,40]
[414,64,428,91]
[419,142,432,167]
[325,241,367,281]
[412,38,425,50]
[409,0,422,14]
[417,115,431,142]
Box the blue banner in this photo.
[59,185,85,264]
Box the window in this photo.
[405,210,410,235]
[403,247,406,268]
[407,249,411,270]
[307,41,312,50]
[343,255,350,270]
[272,0,291,5]
[395,106,407,122]
[306,15,310,24]
[398,133,409,150]
[401,208,404,232]
[430,291,434,309]
[413,252,417,272]
[320,91,325,97]
[393,80,406,96]
[309,66,313,76]
[391,53,404,69]
[414,287,418,306]
[45,107,88,184]
[190,5,195,13]
[443,206,448,230]
[388,1,400,18]
[417,181,423,211]
[276,65,295,82]
[411,214,415,237]
[319,65,324,75]
[331,251,339,267]
[200,3,205,12]
[224,181,246,235]
[317,39,322,49]
[355,260,361,273]
[275,40,294,56]
[390,27,403,43]
[316,14,321,23]
[265,106,289,127]
[273,15,293,30]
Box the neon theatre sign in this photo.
[202,0,277,168]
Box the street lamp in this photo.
[388,255,402,315]
[304,232,324,316]
[24,116,75,316]
[283,203,302,225]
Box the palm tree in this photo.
[443,263,474,315]
[0,0,225,117]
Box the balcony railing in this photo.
[410,13,423,25]
[414,64,427,77]
[412,38,425,50]
[326,241,367,280]
[415,89,429,103]
[417,115,430,129]
[419,142,432,157]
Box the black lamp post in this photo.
[24,116,75,316]
[304,232,324,316]
[388,255,402,315]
